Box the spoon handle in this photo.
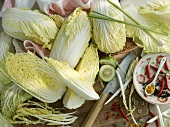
[153,57,166,83]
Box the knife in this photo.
[81,51,136,127]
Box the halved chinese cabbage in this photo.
[2,8,59,49]
[91,0,126,53]
[0,31,14,84]
[63,43,99,109]
[50,7,91,68]
[46,57,99,100]
[5,52,66,103]
[120,0,170,53]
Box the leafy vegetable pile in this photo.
[1,0,170,126]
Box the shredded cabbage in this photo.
[11,100,77,125]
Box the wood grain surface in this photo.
[20,46,149,127]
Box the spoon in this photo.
[145,57,167,96]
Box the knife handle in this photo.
[81,92,108,127]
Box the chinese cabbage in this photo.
[120,0,170,53]
[5,52,66,103]
[1,82,32,119]
[2,8,59,49]
[50,7,91,68]
[63,43,99,109]
[0,31,14,84]
[0,113,13,127]
[46,57,99,100]
[11,100,77,125]
[91,0,126,53]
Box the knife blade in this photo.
[81,51,136,127]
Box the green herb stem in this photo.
[89,11,168,36]
[107,0,167,46]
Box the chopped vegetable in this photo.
[99,56,117,68]
[146,65,151,79]
[165,75,170,90]
[50,7,91,68]
[11,100,78,125]
[1,82,32,119]
[90,0,126,53]
[46,57,99,100]
[157,79,165,96]
[144,117,150,127]
[150,65,164,73]
[2,8,59,49]
[99,65,116,82]
[116,70,129,110]
[119,108,129,122]
[147,75,155,84]
[5,52,66,103]
[156,105,164,127]
[63,43,99,109]
[165,60,169,70]
[150,112,160,127]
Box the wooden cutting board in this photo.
[22,80,149,127]
[21,44,149,127]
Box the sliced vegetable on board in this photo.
[11,100,77,125]
[99,55,118,68]
[5,52,66,103]
[99,64,116,82]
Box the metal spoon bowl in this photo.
[145,57,167,96]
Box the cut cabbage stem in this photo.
[107,0,166,46]
[89,11,168,37]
